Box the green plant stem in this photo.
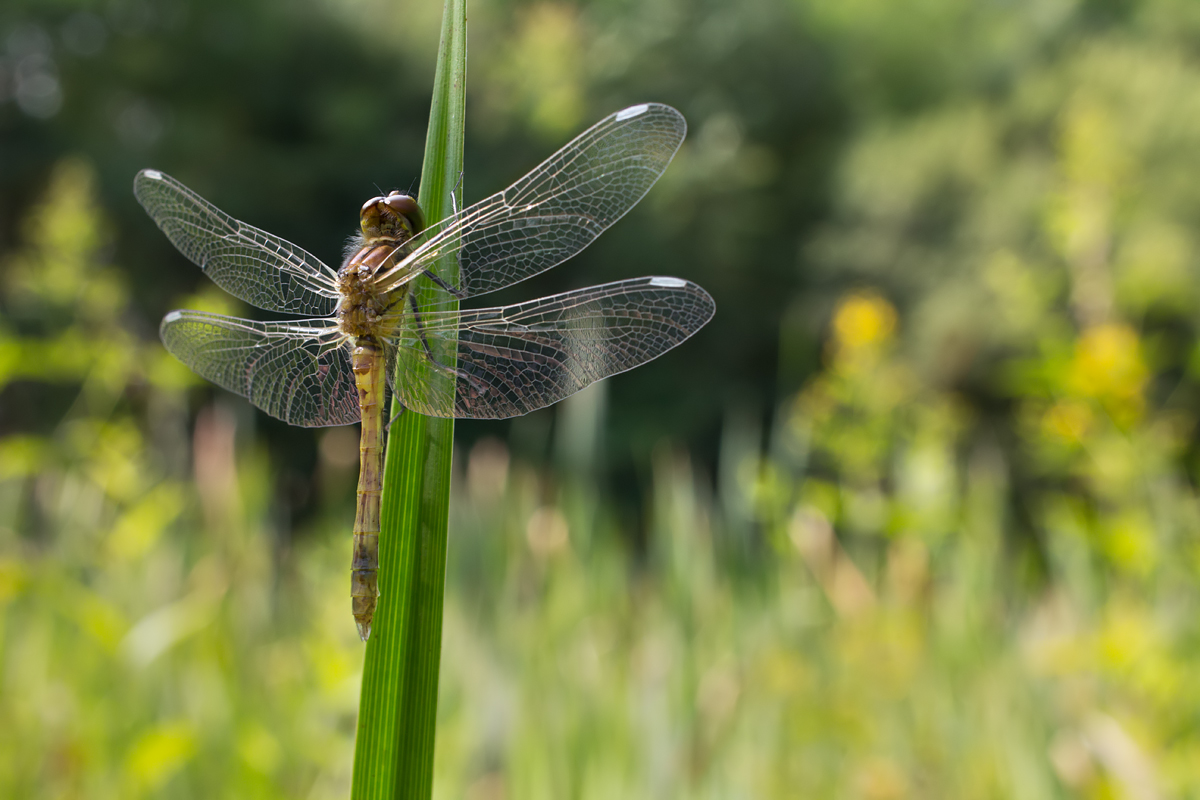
[351,0,466,797]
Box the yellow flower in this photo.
[831,291,897,354]
[1066,324,1147,415]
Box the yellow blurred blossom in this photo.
[124,722,196,793]
[1066,324,1147,421]
[831,291,897,354]
[1103,512,1157,577]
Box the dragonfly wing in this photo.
[160,311,359,427]
[135,170,340,316]
[388,277,714,419]
[383,104,687,298]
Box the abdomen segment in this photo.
[350,338,386,640]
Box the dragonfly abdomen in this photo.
[350,337,386,640]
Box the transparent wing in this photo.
[136,170,340,316]
[388,277,714,419]
[160,311,359,427]
[378,103,687,299]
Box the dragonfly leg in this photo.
[407,293,490,396]
[451,170,464,214]
[408,292,439,356]
[422,269,467,299]
[384,402,406,431]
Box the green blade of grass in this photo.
[351,0,466,797]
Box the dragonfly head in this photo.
[360,192,425,243]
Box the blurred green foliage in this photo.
[8,0,1200,797]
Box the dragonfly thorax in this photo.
[336,192,424,339]
[336,255,406,338]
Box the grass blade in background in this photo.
[351,0,466,797]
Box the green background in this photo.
[6,0,1200,797]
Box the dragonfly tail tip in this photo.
[357,621,372,641]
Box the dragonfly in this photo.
[136,102,714,640]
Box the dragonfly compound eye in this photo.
[359,196,386,238]
[359,193,424,241]
[383,193,425,235]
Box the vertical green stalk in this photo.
[351,1,466,798]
